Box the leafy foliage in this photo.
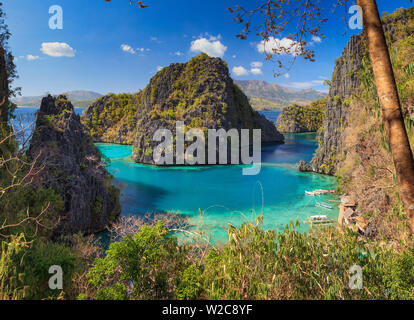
[276,98,326,133]
[0,234,26,300]
[87,221,189,300]
[85,218,414,300]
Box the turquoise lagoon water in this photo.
[15,107,339,242]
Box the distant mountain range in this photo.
[13,90,103,108]
[14,81,325,111]
[235,80,327,110]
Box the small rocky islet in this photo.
[276,99,326,134]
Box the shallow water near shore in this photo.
[15,107,339,243]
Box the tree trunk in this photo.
[358,0,414,233]
[0,46,8,124]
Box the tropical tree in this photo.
[357,0,414,233]
[0,1,19,153]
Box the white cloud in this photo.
[250,68,263,75]
[19,54,39,61]
[285,80,325,89]
[157,66,163,72]
[257,37,301,56]
[121,44,136,54]
[190,37,227,58]
[311,36,322,43]
[174,51,183,56]
[207,34,222,41]
[284,73,290,79]
[41,42,75,57]
[26,55,39,61]
[150,36,162,43]
[232,55,236,59]
[251,61,263,68]
[232,66,249,76]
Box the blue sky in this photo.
[3,0,411,96]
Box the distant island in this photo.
[13,90,103,108]
[276,98,327,133]
[235,80,327,110]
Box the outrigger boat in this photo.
[315,202,333,210]
[305,189,335,196]
[304,215,335,224]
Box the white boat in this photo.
[305,189,335,196]
[305,215,335,224]
[315,202,333,210]
[310,215,329,221]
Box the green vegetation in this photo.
[87,221,188,300]
[82,218,413,300]
[81,93,139,144]
[276,98,327,133]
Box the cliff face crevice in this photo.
[28,95,121,235]
[311,35,364,174]
[83,54,284,165]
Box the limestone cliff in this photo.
[82,54,284,165]
[28,95,121,235]
[311,7,414,239]
[311,35,364,174]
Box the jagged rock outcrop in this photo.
[276,100,326,133]
[82,54,284,165]
[28,95,121,235]
[297,160,313,172]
